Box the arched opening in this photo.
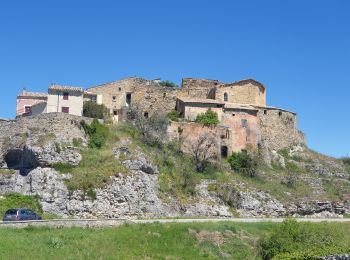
[144,112,149,118]
[221,146,228,158]
[224,93,228,102]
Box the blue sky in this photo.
[0,0,349,157]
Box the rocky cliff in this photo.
[0,113,349,219]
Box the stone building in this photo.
[16,85,85,117]
[46,85,84,116]
[16,90,48,117]
[14,76,305,156]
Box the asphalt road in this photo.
[1,217,350,228]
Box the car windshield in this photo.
[5,209,17,215]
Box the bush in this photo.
[195,109,219,126]
[81,119,109,149]
[228,151,258,177]
[341,156,350,166]
[83,101,109,119]
[167,110,181,122]
[159,80,179,88]
[260,219,350,260]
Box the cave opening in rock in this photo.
[4,148,39,172]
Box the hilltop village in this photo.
[0,76,349,220]
[15,77,305,157]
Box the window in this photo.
[278,111,282,116]
[264,110,267,115]
[118,87,122,91]
[63,92,69,100]
[221,146,228,158]
[144,112,149,118]
[91,96,97,102]
[62,107,69,113]
[241,119,248,128]
[126,93,132,106]
[24,106,31,114]
[113,110,118,116]
[224,92,228,102]
[112,96,116,102]
[232,113,235,117]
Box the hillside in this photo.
[0,113,349,219]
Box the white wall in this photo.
[47,90,84,116]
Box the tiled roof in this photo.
[49,84,84,93]
[178,97,224,105]
[221,79,266,91]
[17,92,48,98]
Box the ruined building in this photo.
[86,77,305,156]
[16,77,305,156]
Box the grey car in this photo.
[3,208,42,221]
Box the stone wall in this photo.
[181,78,221,99]
[257,108,305,151]
[215,81,266,106]
[87,77,180,118]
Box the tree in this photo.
[83,101,109,119]
[195,109,219,126]
[129,108,169,146]
[189,134,218,172]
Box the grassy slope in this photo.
[0,222,349,259]
[0,222,273,259]
[52,121,349,206]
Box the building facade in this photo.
[46,85,84,116]
[16,91,48,117]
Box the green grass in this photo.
[35,133,56,147]
[60,148,127,197]
[0,221,349,259]
[0,193,42,217]
[0,168,16,175]
[50,123,126,198]
[0,222,273,259]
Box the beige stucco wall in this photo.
[179,104,223,121]
[215,82,266,106]
[47,90,83,116]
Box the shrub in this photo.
[260,219,349,260]
[81,119,109,149]
[195,109,219,126]
[159,80,179,88]
[341,156,350,166]
[72,138,83,147]
[167,110,181,122]
[83,101,109,119]
[228,151,258,177]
